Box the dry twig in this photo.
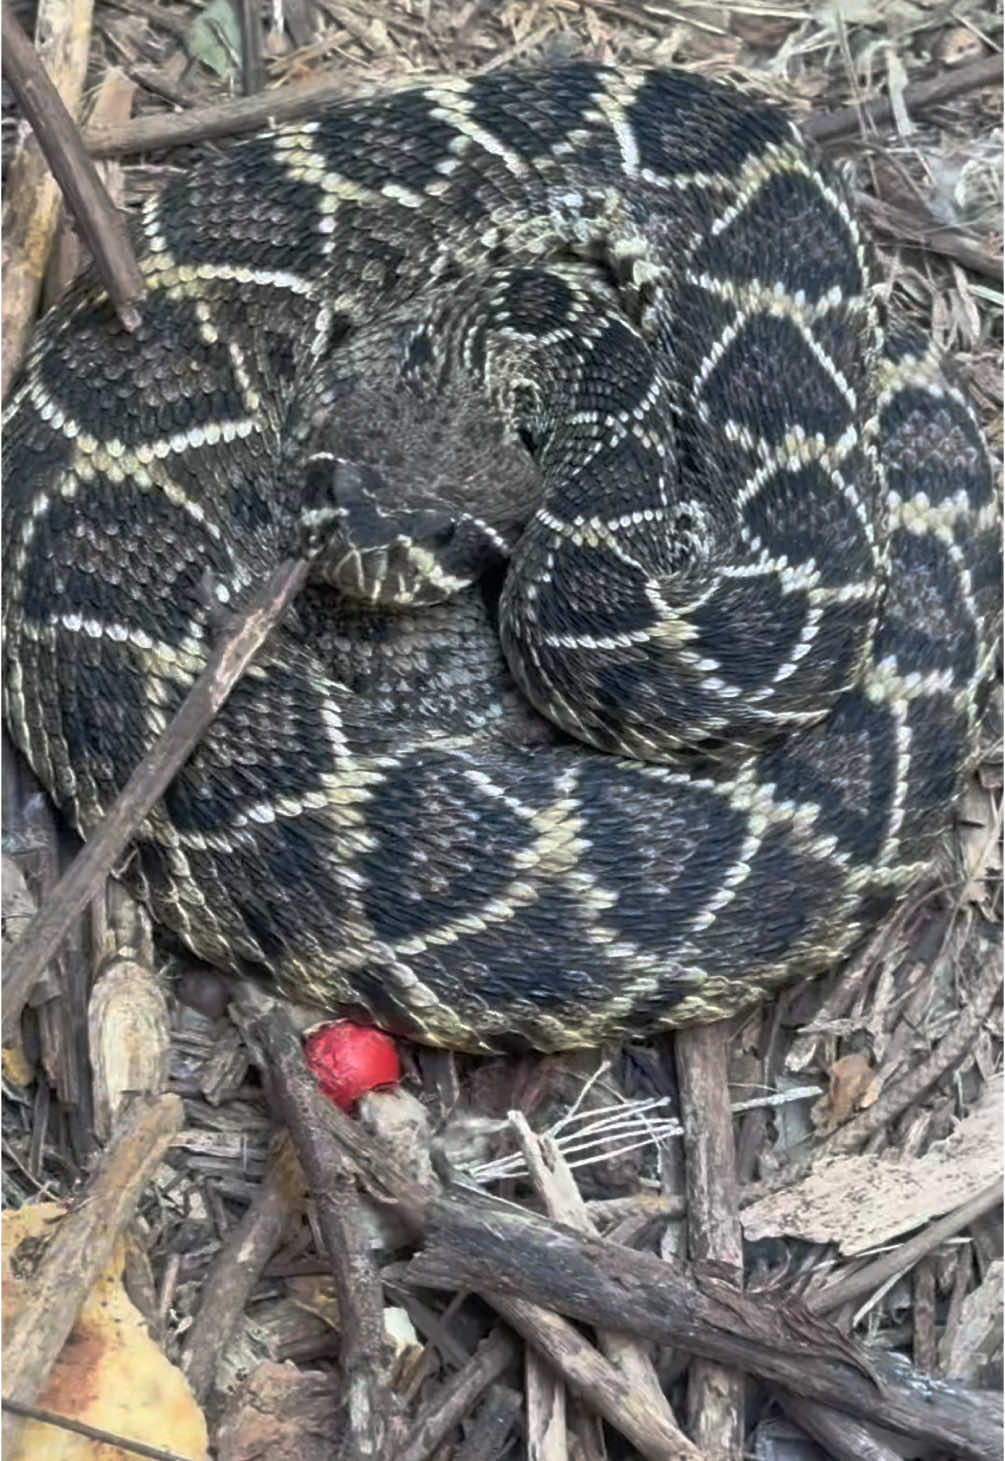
[483,1292,699,1461]
[397,1329,519,1461]
[227,999,999,1460]
[810,1183,1002,1317]
[245,1003,398,1461]
[779,1391,904,1461]
[235,0,265,96]
[42,67,137,309]
[181,1132,306,1402]
[1,8,144,358]
[857,192,1002,284]
[525,1340,566,1461]
[0,1400,197,1461]
[509,1110,697,1458]
[674,1022,745,1456]
[451,1383,523,1461]
[0,0,95,398]
[406,1212,1000,1459]
[822,954,1002,1155]
[83,72,358,156]
[804,55,1003,144]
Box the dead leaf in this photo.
[3,1204,209,1461]
[185,0,241,78]
[816,1051,878,1131]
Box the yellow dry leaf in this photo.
[3,1203,209,1461]
[2,1042,35,1088]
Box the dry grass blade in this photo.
[472,1083,822,1182]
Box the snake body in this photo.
[3,66,998,1050]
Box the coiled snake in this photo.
[3,66,998,1050]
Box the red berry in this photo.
[303,1021,400,1112]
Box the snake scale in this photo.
[3,66,999,1051]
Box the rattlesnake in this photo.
[3,65,998,1050]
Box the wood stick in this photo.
[510,1115,568,1461]
[236,0,265,96]
[42,64,138,311]
[397,1329,519,1461]
[823,955,1003,1154]
[232,997,1001,1460]
[452,1383,523,1461]
[386,1286,472,1382]
[674,1022,744,1457]
[485,1292,703,1461]
[247,1004,397,1461]
[405,1210,1002,1459]
[240,1000,697,1460]
[939,1244,977,1374]
[778,1390,904,1461]
[1,0,95,400]
[809,1183,1002,1317]
[128,64,200,110]
[0,7,144,353]
[856,191,1002,283]
[2,556,309,1044]
[83,72,357,157]
[181,1132,305,1402]
[78,56,1004,164]
[100,0,191,41]
[914,1256,938,1374]
[1,1094,183,1451]
[0,1400,197,1461]
[509,1111,696,1457]
[525,1342,566,1461]
[803,54,1003,143]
